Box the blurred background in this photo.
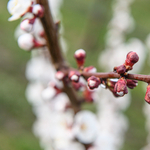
[0,0,150,149]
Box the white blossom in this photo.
[73,110,99,144]
[41,86,56,101]
[26,82,44,105]
[7,0,33,21]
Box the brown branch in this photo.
[36,0,66,69]
[82,71,150,83]
[37,0,81,112]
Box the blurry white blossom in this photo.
[7,0,33,21]
[73,110,99,144]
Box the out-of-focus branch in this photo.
[36,0,81,113]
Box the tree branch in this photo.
[36,0,81,112]
[82,71,150,83]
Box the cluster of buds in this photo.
[7,0,45,51]
[115,51,139,74]
[109,52,139,97]
[7,0,44,21]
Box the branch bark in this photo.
[37,0,81,112]
[82,71,150,83]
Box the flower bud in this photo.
[74,49,86,67]
[125,51,139,70]
[55,71,65,81]
[84,66,97,73]
[115,64,126,74]
[87,76,101,90]
[145,84,150,104]
[83,89,94,102]
[18,33,45,51]
[114,77,128,96]
[69,71,80,82]
[32,4,44,18]
[20,18,36,32]
[126,79,138,89]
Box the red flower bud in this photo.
[83,66,97,73]
[115,64,126,74]
[125,51,139,70]
[74,49,86,67]
[55,71,65,81]
[69,70,80,82]
[126,79,138,89]
[87,76,101,90]
[114,78,128,96]
[145,84,150,104]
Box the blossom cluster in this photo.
[7,0,150,150]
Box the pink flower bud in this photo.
[74,49,86,67]
[126,79,138,89]
[115,64,126,74]
[84,66,97,73]
[145,84,150,104]
[87,76,101,90]
[20,18,36,32]
[125,51,139,70]
[83,89,94,102]
[114,78,128,96]
[55,71,65,81]
[32,4,44,18]
[18,33,45,51]
[69,71,80,82]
